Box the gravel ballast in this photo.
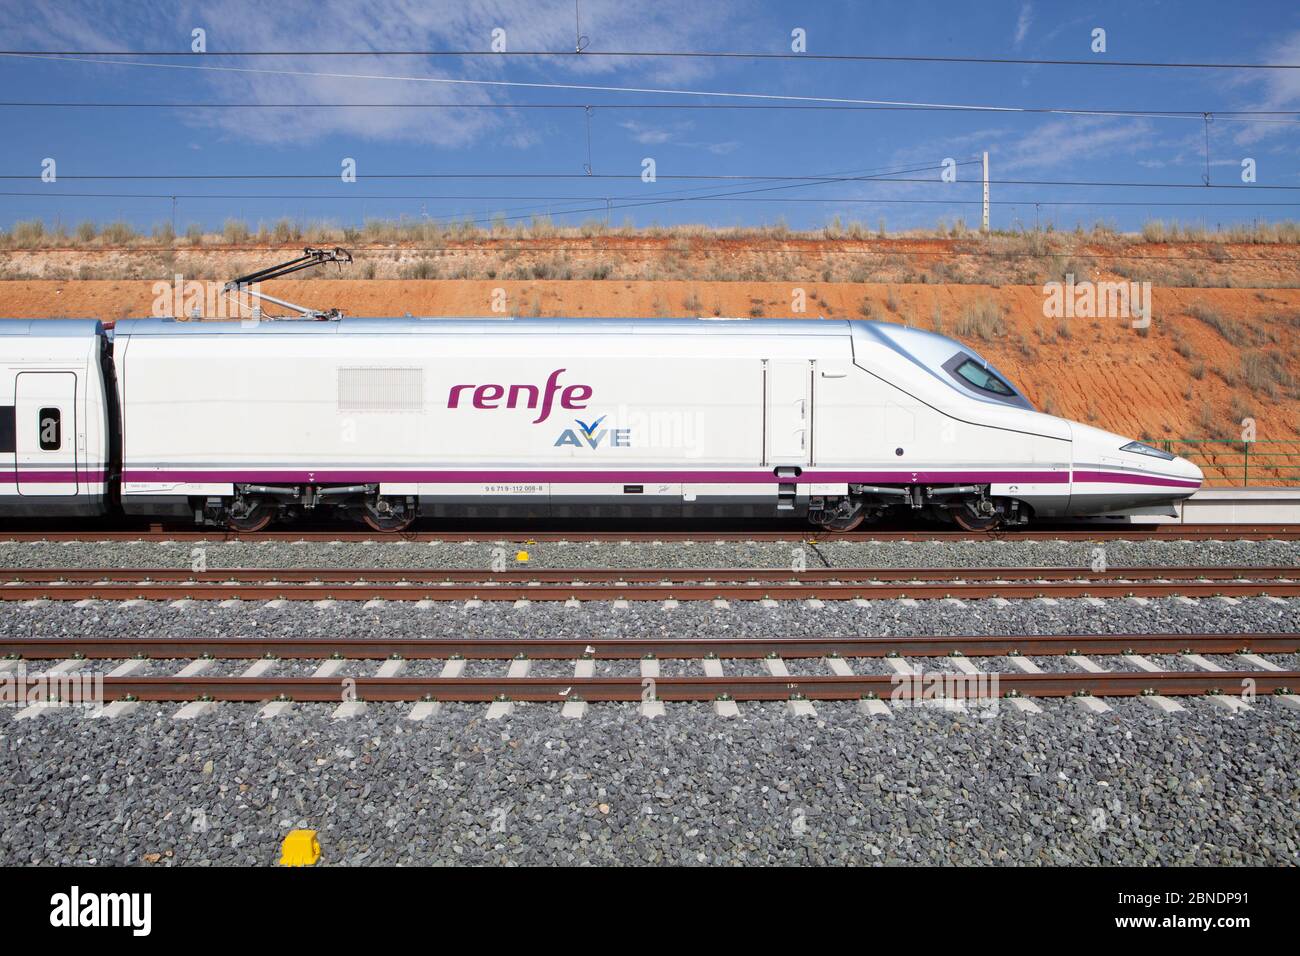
[2,698,1297,866]
[0,537,1297,571]
[2,594,1297,642]
[1,593,1297,866]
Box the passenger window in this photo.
[38,407,61,451]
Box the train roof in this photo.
[104,315,1030,408]
[0,318,103,337]
[110,316,1009,363]
[113,316,859,336]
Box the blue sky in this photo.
[2,0,1299,234]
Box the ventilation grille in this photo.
[337,367,424,412]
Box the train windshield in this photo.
[952,358,1015,396]
[1120,440,1176,461]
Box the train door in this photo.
[765,359,812,514]
[15,371,78,496]
[765,360,810,465]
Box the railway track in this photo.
[1,566,1296,601]
[3,634,1296,707]
[0,523,1296,543]
[5,632,1297,659]
[14,673,1298,703]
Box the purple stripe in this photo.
[117,467,1203,490]
[790,470,1070,484]
[122,468,1073,485]
[1073,470,1201,489]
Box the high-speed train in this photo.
[0,316,1202,532]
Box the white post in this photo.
[982,151,990,234]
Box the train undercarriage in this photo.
[199,485,418,533]
[808,484,1029,533]
[199,482,1028,534]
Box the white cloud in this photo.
[989,115,1157,174]
[1,0,745,146]
[619,120,679,144]
[1228,29,1300,147]
[1013,4,1033,48]
[617,119,739,155]
[1241,30,1300,110]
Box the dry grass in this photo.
[1,213,1298,291]
[1230,394,1254,424]
[9,219,48,247]
[398,258,439,280]
[954,298,1007,342]
[3,214,1298,250]
[222,219,251,244]
[1187,303,1249,346]
[1240,350,1295,398]
[930,303,945,334]
[101,221,135,244]
[1141,219,1300,244]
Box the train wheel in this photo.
[820,512,866,533]
[952,509,1002,532]
[226,504,272,533]
[362,511,415,533]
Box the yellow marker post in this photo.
[279,829,321,867]
[515,550,530,563]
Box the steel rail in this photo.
[3,633,1296,660]
[3,579,1298,600]
[0,524,1296,543]
[86,672,1299,702]
[1,565,1293,584]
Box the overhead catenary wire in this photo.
[7,165,1298,239]
[2,48,1298,69]
[6,191,1297,207]
[3,154,1293,250]
[5,171,1298,189]
[2,53,1291,123]
[7,159,987,231]
[4,51,1296,235]
[0,101,1297,123]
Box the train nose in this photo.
[1174,454,1204,488]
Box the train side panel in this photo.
[109,316,1200,525]
[114,320,855,517]
[0,319,111,517]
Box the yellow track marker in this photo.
[279,829,321,867]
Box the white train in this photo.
[0,316,1202,531]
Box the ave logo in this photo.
[554,415,631,449]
